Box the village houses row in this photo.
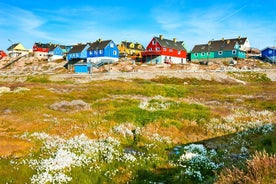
[1,35,275,73]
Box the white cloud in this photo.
[151,2,275,50]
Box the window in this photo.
[90,51,92,55]
[163,48,167,51]
[149,48,152,51]
[99,50,103,54]
[113,50,117,55]
[218,51,223,55]
[178,51,181,55]
[207,52,210,56]
[232,50,237,54]
[268,50,273,54]
[169,49,173,52]
[152,40,156,45]
[194,53,198,57]
[94,50,98,55]
[201,52,205,56]
[156,47,160,51]
[110,43,114,48]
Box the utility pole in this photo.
[8,39,13,57]
[273,40,276,63]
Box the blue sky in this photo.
[0,0,275,51]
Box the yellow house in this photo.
[117,41,145,59]
[7,42,29,57]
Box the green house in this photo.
[191,37,248,61]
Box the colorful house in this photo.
[0,50,7,59]
[191,37,249,61]
[67,43,90,61]
[141,35,187,64]
[33,42,52,59]
[48,45,64,61]
[87,39,119,64]
[261,47,276,63]
[74,62,92,73]
[117,41,145,59]
[7,43,29,57]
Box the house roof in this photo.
[261,47,276,51]
[192,37,247,52]
[34,42,53,48]
[154,36,186,51]
[7,43,21,51]
[121,41,145,51]
[191,44,209,53]
[68,44,88,54]
[48,45,60,52]
[87,40,111,51]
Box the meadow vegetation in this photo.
[0,72,275,183]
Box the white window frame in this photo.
[110,43,114,48]
[232,50,237,55]
[218,51,223,55]
[194,53,198,57]
[149,48,152,51]
[113,50,117,55]
[201,52,205,56]
[156,47,160,51]
[152,40,156,45]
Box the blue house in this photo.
[74,62,92,73]
[261,47,276,63]
[67,43,90,61]
[87,39,119,64]
[48,45,64,61]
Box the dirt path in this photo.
[48,69,276,84]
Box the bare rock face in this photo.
[49,100,90,112]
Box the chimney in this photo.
[173,38,176,43]
[222,38,224,41]
[159,35,163,40]
[238,36,241,39]
[98,38,102,43]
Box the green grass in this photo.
[26,75,52,83]
[228,72,271,82]
[106,101,210,126]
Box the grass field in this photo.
[0,72,275,183]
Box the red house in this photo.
[33,42,53,59]
[142,35,187,64]
[0,50,7,59]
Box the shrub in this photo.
[216,151,276,184]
